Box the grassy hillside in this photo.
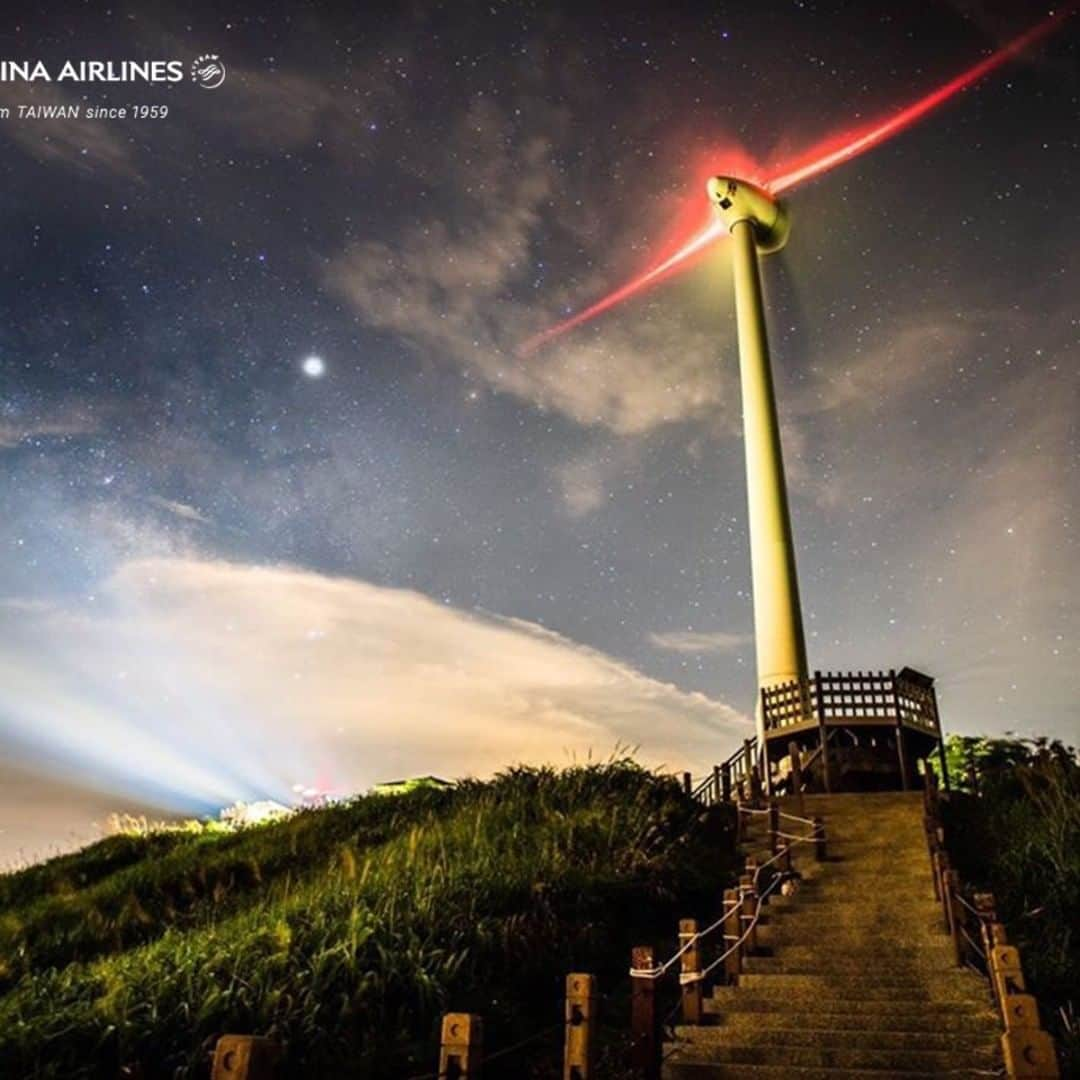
[0,761,734,1078]
[940,736,1080,1073]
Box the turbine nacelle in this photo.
[707,176,790,254]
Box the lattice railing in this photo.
[761,668,940,738]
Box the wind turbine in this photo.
[523,9,1072,792]
[705,177,805,756]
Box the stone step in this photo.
[705,991,994,1019]
[756,925,948,946]
[663,1042,997,1071]
[729,973,985,1001]
[672,1024,995,1053]
[663,1064,955,1080]
[704,1006,999,1034]
[742,953,958,976]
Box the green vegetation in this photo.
[0,761,733,1078]
[939,735,1080,1073]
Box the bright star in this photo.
[302,355,326,378]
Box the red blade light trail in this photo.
[520,216,727,352]
[523,9,1071,352]
[768,9,1071,194]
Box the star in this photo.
[302,355,326,379]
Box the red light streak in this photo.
[523,9,1071,352]
[520,216,726,353]
[768,9,1071,193]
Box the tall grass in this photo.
[0,760,734,1078]
[940,735,1080,1073]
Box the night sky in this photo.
[1,2,1077,863]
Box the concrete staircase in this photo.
[663,791,1003,1078]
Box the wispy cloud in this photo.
[649,630,752,654]
[0,83,140,179]
[146,496,211,525]
[327,96,737,436]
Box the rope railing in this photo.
[628,902,738,979]
[682,870,786,985]
[628,819,825,983]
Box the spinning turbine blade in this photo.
[520,217,727,353]
[523,9,1071,352]
[768,8,1072,193]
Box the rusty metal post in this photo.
[722,888,741,982]
[721,762,732,804]
[564,973,596,1080]
[439,1014,483,1079]
[211,1037,281,1080]
[813,817,826,861]
[630,947,661,1079]
[679,919,703,1025]
[768,801,779,855]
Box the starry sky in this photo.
[1,2,1077,863]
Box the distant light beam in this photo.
[521,8,1072,351]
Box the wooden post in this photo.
[890,670,911,791]
[942,870,964,966]
[974,893,997,958]
[1001,1028,1060,1079]
[712,764,722,805]
[564,973,596,1080]
[768,801,779,855]
[989,946,1061,1078]
[679,919,703,1025]
[722,888,741,982]
[743,738,755,802]
[931,849,947,904]
[788,741,805,815]
[439,1014,483,1079]
[739,873,757,953]
[211,1036,281,1080]
[721,762,732,804]
[989,945,1026,1004]
[682,771,692,796]
[630,947,661,1079]
[813,817,826,861]
[814,670,831,793]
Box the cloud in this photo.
[0,557,747,858]
[327,96,738,436]
[0,83,140,179]
[0,403,104,449]
[649,630,752,654]
[146,495,211,525]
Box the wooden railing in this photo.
[761,668,941,739]
[923,769,1061,1079]
[688,734,761,807]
